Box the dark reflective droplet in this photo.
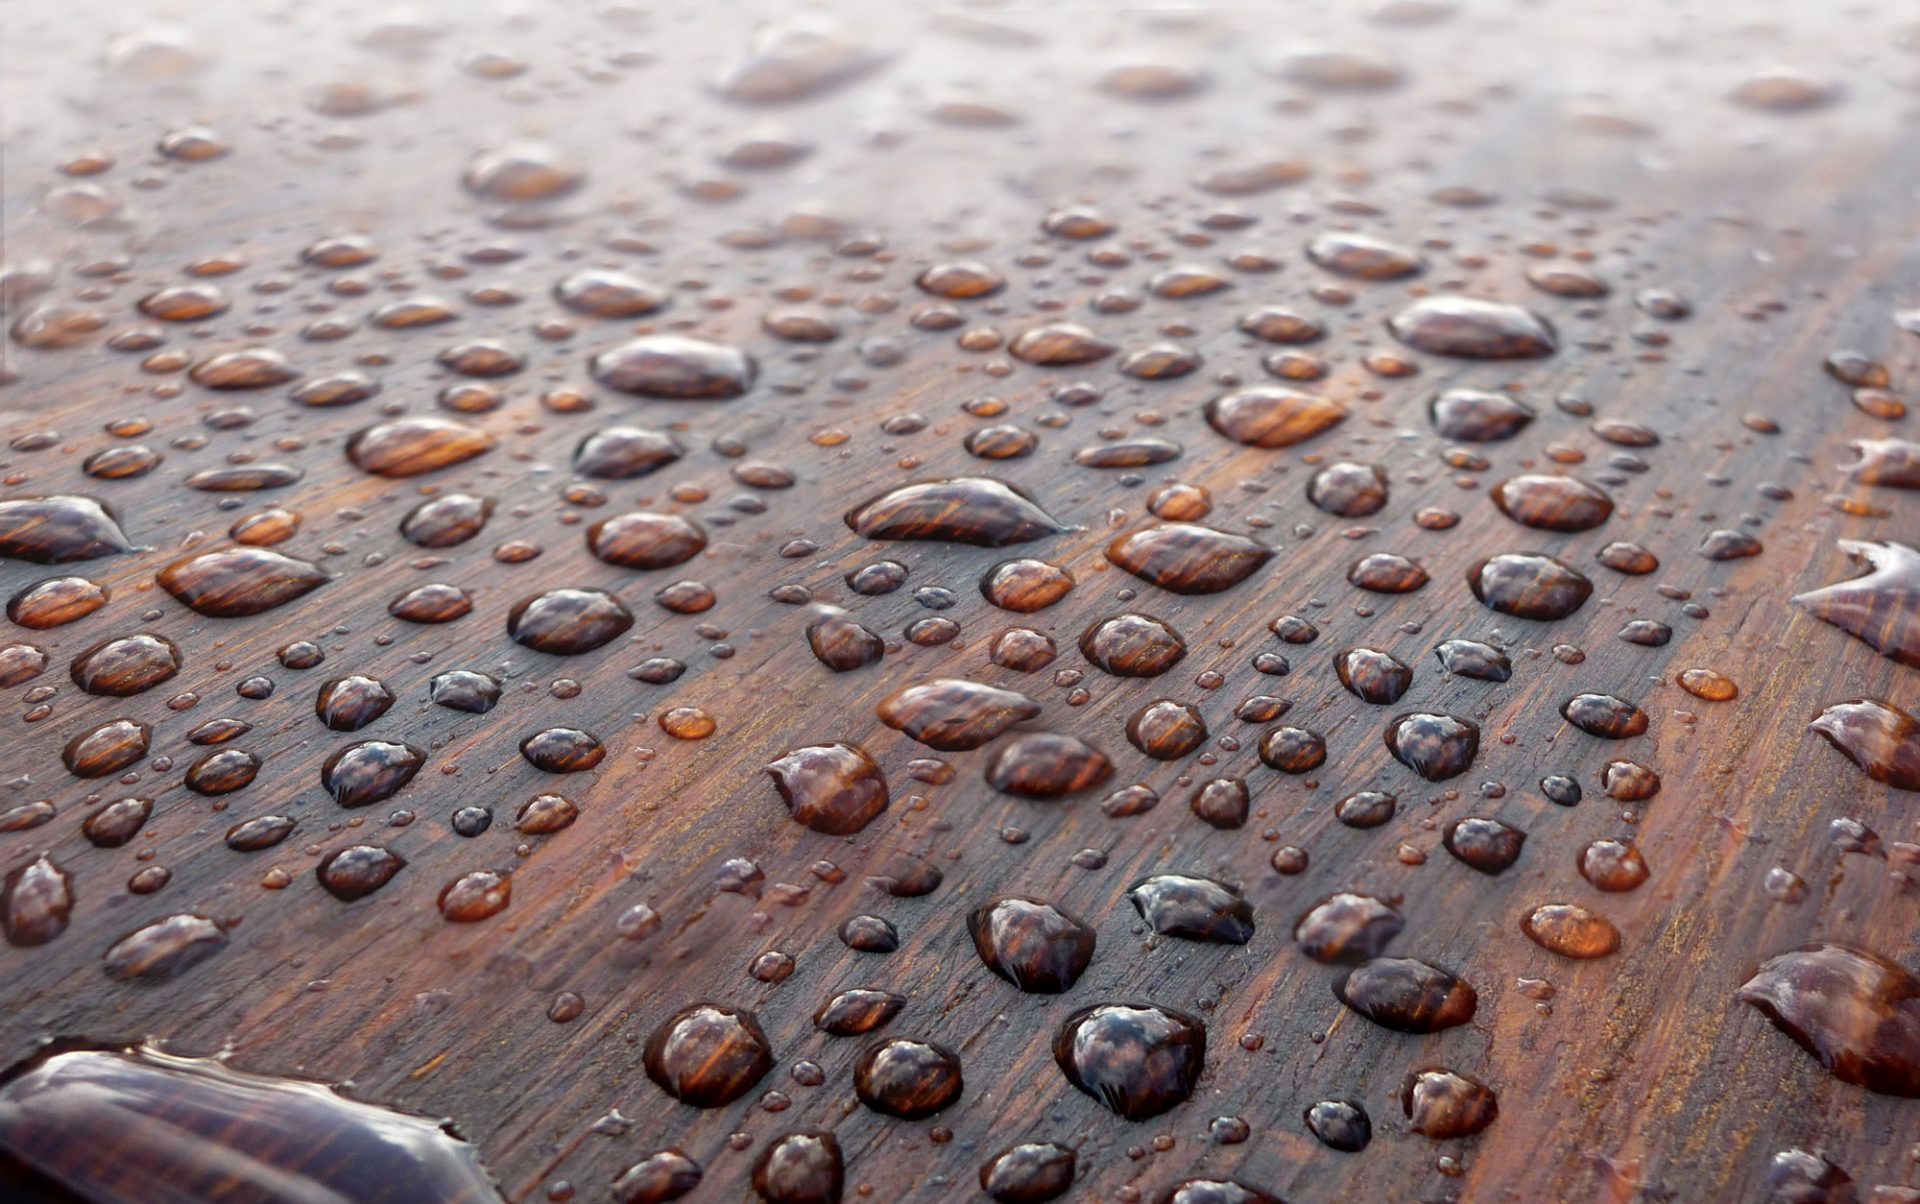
[1258,725,1325,774]
[1105,524,1272,594]
[1431,389,1536,441]
[315,675,393,731]
[1385,712,1479,780]
[846,478,1066,547]
[1304,1099,1371,1152]
[430,670,501,713]
[63,719,150,778]
[986,732,1114,798]
[1336,647,1412,704]
[980,1141,1076,1203]
[185,748,259,795]
[643,1003,774,1107]
[1127,874,1253,945]
[70,634,180,696]
[345,417,495,477]
[613,1148,702,1204]
[766,744,889,834]
[1469,553,1592,620]
[1389,297,1557,359]
[1127,700,1208,759]
[970,896,1096,992]
[1562,693,1648,739]
[2,855,72,946]
[1443,816,1527,874]
[853,1038,963,1119]
[1336,958,1477,1032]
[157,548,330,617]
[507,588,633,655]
[1401,1068,1499,1138]
[520,727,605,773]
[1793,541,1920,667]
[1347,552,1428,593]
[814,989,905,1037]
[316,845,406,901]
[751,1131,841,1204]
[1081,614,1186,677]
[878,680,1039,751]
[0,496,134,564]
[590,335,756,399]
[1739,944,1920,1097]
[1053,1002,1206,1121]
[0,1044,503,1199]
[1433,638,1511,681]
[1491,474,1614,532]
[322,740,425,807]
[802,608,883,672]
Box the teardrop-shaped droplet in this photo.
[765,743,889,834]
[0,496,133,564]
[969,896,1096,993]
[1739,944,1920,1096]
[157,548,330,617]
[1127,874,1253,945]
[346,417,495,477]
[878,680,1040,751]
[1105,524,1271,594]
[846,478,1067,547]
[1810,699,1920,789]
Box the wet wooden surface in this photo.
[3,0,1920,1200]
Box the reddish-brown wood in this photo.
[3,1,1920,1201]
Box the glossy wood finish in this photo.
[3,1,1920,1201]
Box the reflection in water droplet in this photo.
[0,1044,504,1200]
[1053,1002,1206,1121]
[1740,944,1920,1096]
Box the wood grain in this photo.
[3,1,1920,1200]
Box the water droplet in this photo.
[1053,1002,1206,1121]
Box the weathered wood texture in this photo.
[3,1,1920,1201]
